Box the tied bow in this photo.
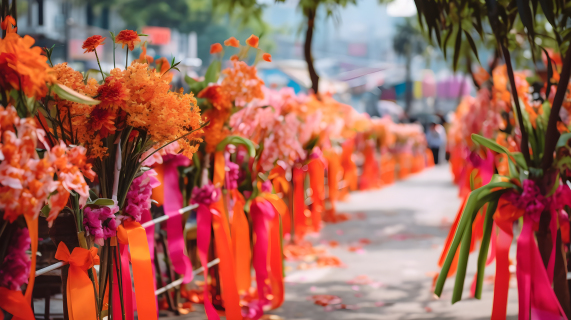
[55,242,99,320]
[492,180,567,320]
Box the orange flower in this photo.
[210,43,223,54]
[221,60,264,105]
[0,33,54,99]
[230,55,239,61]
[115,30,141,51]
[246,35,259,48]
[136,43,154,63]
[97,75,129,110]
[156,57,170,74]
[198,85,232,111]
[1,15,16,33]
[82,35,106,53]
[262,53,272,62]
[88,106,117,138]
[224,37,240,47]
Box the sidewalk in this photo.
[268,164,518,320]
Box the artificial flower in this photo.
[115,30,141,51]
[210,43,223,54]
[0,228,30,291]
[82,35,106,53]
[224,37,240,47]
[136,43,154,64]
[124,170,159,222]
[221,60,264,106]
[246,35,259,48]
[1,15,16,33]
[0,32,54,99]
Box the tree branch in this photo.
[501,44,531,167]
[540,44,571,170]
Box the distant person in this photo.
[427,122,443,165]
[435,122,447,163]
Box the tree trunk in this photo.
[537,210,571,318]
[404,52,412,115]
[304,9,319,95]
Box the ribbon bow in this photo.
[55,242,99,320]
[116,220,158,320]
[193,184,242,320]
[492,180,567,320]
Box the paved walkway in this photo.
[268,164,518,320]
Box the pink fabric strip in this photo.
[113,244,135,320]
[141,207,157,315]
[250,198,276,319]
[163,155,194,283]
[517,215,567,320]
[196,204,219,320]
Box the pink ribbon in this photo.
[196,203,219,320]
[113,243,136,319]
[517,214,566,320]
[162,154,194,283]
[250,198,276,320]
[505,180,568,320]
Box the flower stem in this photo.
[125,49,129,70]
[94,49,105,80]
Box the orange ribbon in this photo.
[211,200,243,320]
[308,159,325,232]
[213,151,226,188]
[269,166,290,195]
[23,215,37,303]
[359,143,380,190]
[340,139,358,197]
[0,287,35,320]
[380,154,395,186]
[117,221,158,320]
[269,166,291,235]
[230,189,252,295]
[55,242,99,320]
[152,164,165,206]
[324,150,342,222]
[293,166,309,238]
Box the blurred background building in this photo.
[14,0,476,124]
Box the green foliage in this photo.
[392,18,425,59]
[216,135,257,157]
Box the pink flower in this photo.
[123,170,159,222]
[191,183,221,206]
[0,227,31,290]
[83,204,119,246]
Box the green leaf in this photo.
[87,198,115,206]
[89,189,99,200]
[52,84,100,105]
[471,134,527,169]
[556,132,571,149]
[216,136,257,158]
[474,199,500,299]
[538,0,556,27]
[204,60,222,84]
[517,0,535,38]
[464,30,480,62]
[453,26,462,71]
[472,134,509,154]
[40,204,50,217]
